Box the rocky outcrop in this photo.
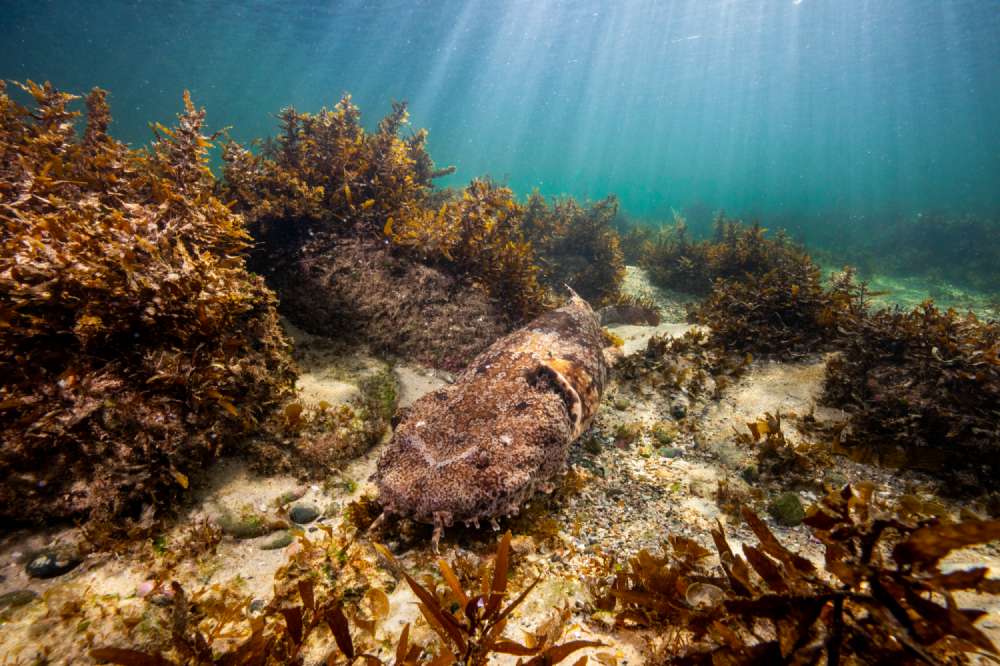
[260,235,513,371]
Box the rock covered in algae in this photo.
[267,236,513,371]
[374,292,610,532]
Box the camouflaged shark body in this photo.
[374,293,609,535]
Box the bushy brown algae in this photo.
[90,531,598,666]
[822,301,1000,493]
[222,99,548,326]
[640,214,807,297]
[522,191,626,304]
[595,485,1000,665]
[691,261,861,358]
[386,178,549,322]
[680,229,999,492]
[616,329,752,401]
[613,216,657,266]
[0,81,295,526]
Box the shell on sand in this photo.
[374,293,610,531]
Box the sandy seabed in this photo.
[1,267,997,664]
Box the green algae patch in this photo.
[767,491,805,526]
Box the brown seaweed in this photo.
[822,300,1000,492]
[523,191,626,304]
[222,101,549,322]
[91,531,597,666]
[597,485,1000,664]
[640,214,807,297]
[0,81,295,526]
[398,531,602,666]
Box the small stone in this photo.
[670,403,687,419]
[259,531,294,550]
[582,434,603,455]
[613,396,631,411]
[613,422,642,447]
[658,447,681,459]
[823,471,848,491]
[510,535,536,555]
[275,487,307,506]
[768,492,805,527]
[249,599,267,614]
[289,505,319,524]
[639,445,652,458]
[25,550,80,579]
[0,589,38,610]
[218,512,278,539]
[652,423,677,445]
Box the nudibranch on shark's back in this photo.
[374,291,611,541]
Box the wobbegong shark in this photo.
[374,290,613,545]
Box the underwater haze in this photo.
[2,0,999,230]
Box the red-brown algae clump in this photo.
[374,292,610,540]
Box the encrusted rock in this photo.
[264,237,512,371]
[0,589,38,610]
[768,491,805,526]
[375,293,610,538]
[259,531,294,550]
[25,550,81,579]
[598,304,660,326]
[289,505,319,524]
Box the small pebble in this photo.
[249,599,267,614]
[658,447,682,458]
[613,396,631,411]
[582,434,603,455]
[275,487,307,506]
[259,531,294,551]
[149,593,174,607]
[25,551,80,579]
[0,589,38,610]
[289,504,319,524]
[768,491,805,526]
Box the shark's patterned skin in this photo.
[374,293,610,537]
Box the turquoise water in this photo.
[2,1,998,237]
